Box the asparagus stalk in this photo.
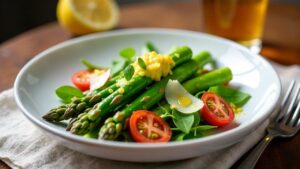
[43,82,121,122]
[98,67,232,140]
[69,46,193,135]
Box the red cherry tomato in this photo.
[200,92,234,127]
[71,70,93,91]
[129,110,171,143]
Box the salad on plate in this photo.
[43,42,251,143]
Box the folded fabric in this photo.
[0,62,298,169]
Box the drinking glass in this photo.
[201,0,269,53]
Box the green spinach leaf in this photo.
[55,85,84,103]
[208,86,251,107]
[193,112,201,127]
[172,109,194,134]
[184,125,217,140]
[80,59,104,70]
[173,133,186,141]
[124,65,134,81]
[119,48,136,61]
[138,58,147,70]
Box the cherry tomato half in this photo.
[200,92,234,127]
[71,70,93,91]
[129,110,171,143]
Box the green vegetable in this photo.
[208,86,251,107]
[173,125,217,141]
[184,125,217,140]
[55,86,84,104]
[80,59,104,70]
[172,109,194,134]
[70,46,193,135]
[145,41,159,53]
[137,58,147,70]
[173,133,186,141]
[111,60,127,76]
[193,112,201,127]
[124,65,134,81]
[192,51,213,68]
[119,48,136,61]
[183,67,233,94]
[43,82,120,122]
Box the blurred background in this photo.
[0,0,299,43]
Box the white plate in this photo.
[14,28,281,162]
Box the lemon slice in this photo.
[57,0,119,35]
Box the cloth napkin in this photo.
[0,62,299,169]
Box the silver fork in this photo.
[237,80,300,169]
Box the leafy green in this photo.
[119,48,136,61]
[173,133,186,141]
[193,112,201,127]
[138,58,147,70]
[195,91,205,98]
[55,86,84,103]
[186,125,217,139]
[172,109,194,134]
[172,125,216,141]
[124,65,134,81]
[145,41,159,52]
[208,86,251,107]
[111,60,127,76]
[80,59,103,70]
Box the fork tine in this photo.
[289,97,300,126]
[276,80,296,121]
[281,83,300,125]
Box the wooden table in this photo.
[0,1,299,168]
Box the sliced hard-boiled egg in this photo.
[90,69,111,91]
[165,80,204,114]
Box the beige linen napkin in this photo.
[0,62,298,169]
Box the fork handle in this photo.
[237,134,274,169]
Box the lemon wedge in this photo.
[57,0,119,35]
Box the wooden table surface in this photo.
[0,1,299,168]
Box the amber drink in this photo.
[201,0,268,52]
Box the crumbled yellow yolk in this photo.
[133,51,175,81]
[93,69,105,75]
[230,103,243,114]
[170,104,177,109]
[116,78,128,87]
[108,88,114,93]
[178,96,192,107]
[118,87,125,94]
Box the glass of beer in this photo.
[201,0,269,53]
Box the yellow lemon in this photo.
[57,0,119,35]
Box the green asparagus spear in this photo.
[183,67,233,94]
[43,79,120,122]
[69,46,193,135]
[192,51,213,68]
[98,67,232,140]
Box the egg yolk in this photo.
[132,51,175,81]
[178,96,192,107]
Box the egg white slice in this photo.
[90,69,111,91]
[165,79,204,114]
